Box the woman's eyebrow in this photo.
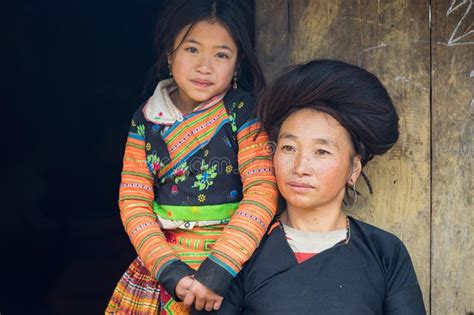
[278,132,297,140]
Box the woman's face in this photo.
[273,109,361,212]
[169,20,238,108]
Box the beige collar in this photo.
[142,78,228,125]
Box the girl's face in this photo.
[273,109,361,213]
[169,20,238,108]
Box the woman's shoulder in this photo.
[349,216,413,269]
[350,216,405,246]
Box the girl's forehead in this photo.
[176,20,236,47]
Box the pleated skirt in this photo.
[105,225,224,314]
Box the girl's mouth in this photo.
[191,79,213,88]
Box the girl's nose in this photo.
[196,54,212,74]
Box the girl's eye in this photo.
[281,145,294,152]
[185,47,198,53]
[216,52,230,59]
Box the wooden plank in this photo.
[255,0,289,82]
[431,0,474,313]
[287,0,431,311]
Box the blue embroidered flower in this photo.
[192,160,218,191]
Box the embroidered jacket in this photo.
[119,80,278,298]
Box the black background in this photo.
[4,1,255,314]
[4,1,167,314]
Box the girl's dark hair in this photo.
[258,59,399,167]
[146,0,265,95]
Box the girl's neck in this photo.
[169,89,199,115]
[282,204,346,232]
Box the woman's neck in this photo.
[282,205,346,232]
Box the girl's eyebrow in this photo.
[184,38,233,51]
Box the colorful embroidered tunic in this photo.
[108,79,278,314]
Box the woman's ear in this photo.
[349,155,362,185]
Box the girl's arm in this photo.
[119,112,194,299]
[194,104,278,296]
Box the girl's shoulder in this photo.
[223,88,257,130]
[129,102,147,124]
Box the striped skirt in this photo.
[105,225,224,315]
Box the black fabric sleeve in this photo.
[192,269,245,315]
[194,258,234,297]
[158,260,195,301]
[383,241,426,314]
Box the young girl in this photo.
[106,1,277,314]
[210,60,425,314]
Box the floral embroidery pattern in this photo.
[222,136,232,148]
[146,143,151,151]
[172,162,189,184]
[192,160,218,191]
[198,194,206,203]
[171,185,178,196]
[226,165,233,174]
[150,124,161,136]
[228,109,238,133]
[237,100,245,109]
[146,153,163,176]
[136,124,145,137]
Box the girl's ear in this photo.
[348,155,362,185]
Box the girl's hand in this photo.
[176,276,194,301]
[182,279,223,311]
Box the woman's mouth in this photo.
[286,181,315,192]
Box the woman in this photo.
[201,59,425,314]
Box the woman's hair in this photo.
[258,59,399,168]
[146,0,265,95]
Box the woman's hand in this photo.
[176,276,194,301]
[183,279,223,311]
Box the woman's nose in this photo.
[293,152,312,176]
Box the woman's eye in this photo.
[316,149,330,155]
[185,47,198,53]
[216,52,230,59]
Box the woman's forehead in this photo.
[279,109,351,146]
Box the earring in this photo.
[347,182,358,205]
[233,72,237,89]
[168,63,173,77]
